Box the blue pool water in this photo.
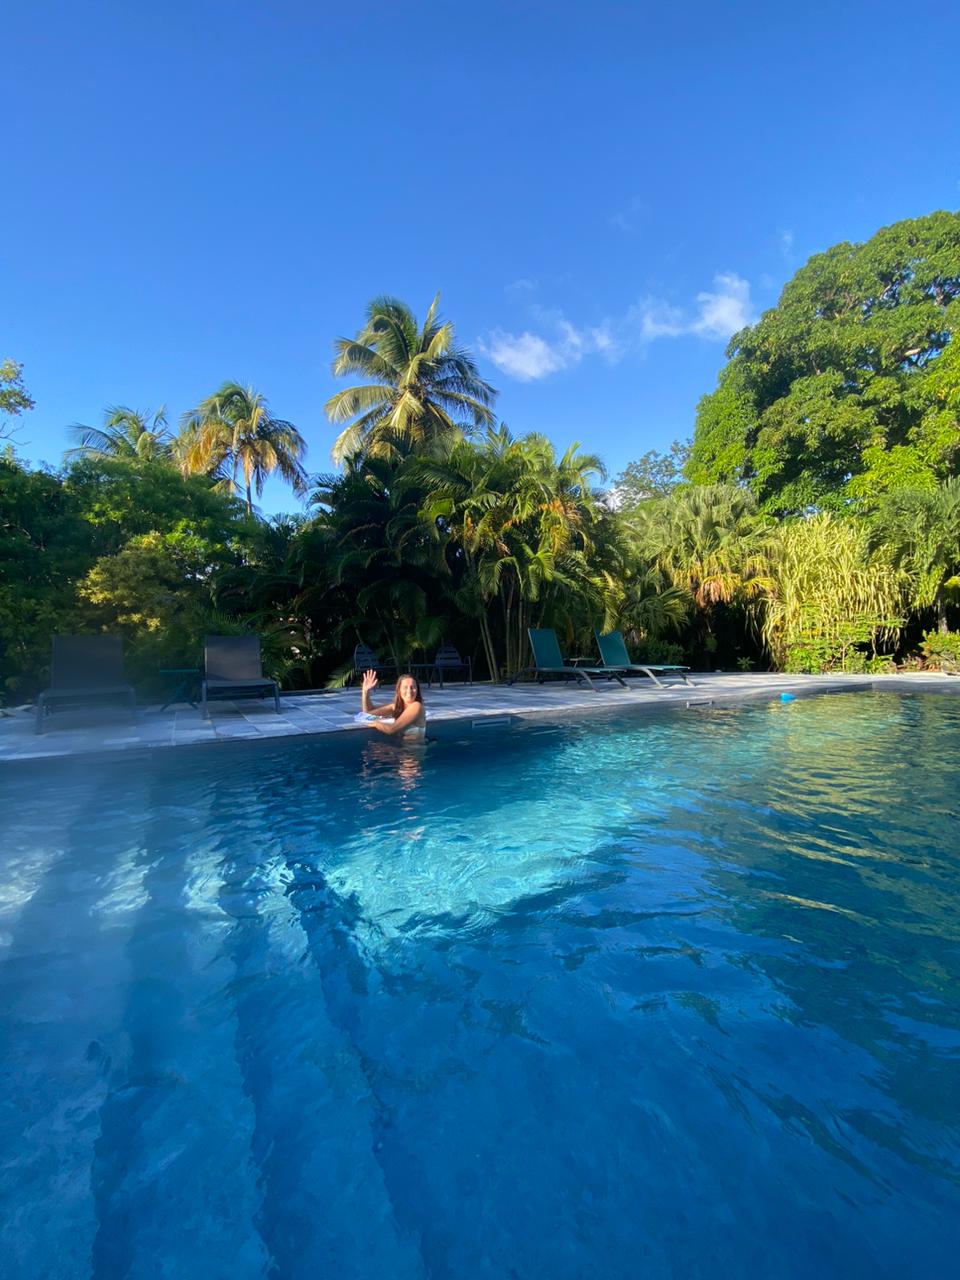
[1,692,959,1278]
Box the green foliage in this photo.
[326,294,497,464]
[0,360,35,437]
[63,456,250,554]
[67,406,172,462]
[920,629,960,672]
[0,454,88,696]
[0,453,257,699]
[6,272,960,700]
[631,638,687,666]
[177,382,307,515]
[77,526,240,686]
[690,211,960,513]
[870,478,960,626]
[613,439,690,505]
[764,515,903,672]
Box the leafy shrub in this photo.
[920,630,960,673]
[864,655,896,674]
[632,638,686,666]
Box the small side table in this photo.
[159,667,201,710]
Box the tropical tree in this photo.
[67,405,172,461]
[871,479,960,632]
[308,457,448,669]
[637,485,773,657]
[177,382,307,515]
[689,210,960,513]
[593,512,688,643]
[325,294,497,464]
[612,439,690,506]
[418,427,610,677]
[0,359,35,440]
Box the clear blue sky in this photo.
[5,0,959,513]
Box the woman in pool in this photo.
[359,670,427,738]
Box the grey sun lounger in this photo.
[595,630,693,688]
[35,634,137,733]
[424,643,473,688]
[202,635,280,717]
[510,628,627,690]
[353,643,398,685]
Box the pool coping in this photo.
[0,671,956,768]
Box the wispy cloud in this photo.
[481,272,755,381]
[627,272,754,343]
[505,277,538,297]
[691,272,754,339]
[779,229,794,258]
[479,316,614,382]
[479,330,567,380]
[609,194,647,233]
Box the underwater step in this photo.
[216,818,426,1280]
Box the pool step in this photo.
[0,774,267,1280]
[86,783,268,1280]
[216,811,426,1280]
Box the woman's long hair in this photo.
[391,673,424,719]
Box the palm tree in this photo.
[308,456,447,670]
[634,484,774,664]
[417,428,608,677]
[642,485,773,610]
[67,406,172,461]
[870,480,960,632]
[325,293,497,464]
[177,382,307,515]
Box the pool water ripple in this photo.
[1,691,959,1278]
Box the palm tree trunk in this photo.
[245,481,253,516]
[478,607,498,683]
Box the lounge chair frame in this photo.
[422,643,473,688]
[595,630,694,688]
[353,643,399,686]
[510,628,628,691]
[35,635,136,733]
[202,635,280,717]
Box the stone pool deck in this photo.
[1,671,956,763]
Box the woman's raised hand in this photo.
[361,669,378,694]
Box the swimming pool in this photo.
[1,691,958,1278]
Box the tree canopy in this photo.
[0,360,35,438]
[325,294,498,464]
[688,210,960,513]
[4,244,960,704]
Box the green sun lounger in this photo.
[595,630,693,688]
[510,628,627,690]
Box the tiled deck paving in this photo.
[1,672,956,763]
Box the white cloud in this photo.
[628,299,687,340]
[481,272,754,380]
[479,330,567,380]
[479,315,615,381]
[627,273,754,345]
[779,229,794,257]
[691,272,753,339]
